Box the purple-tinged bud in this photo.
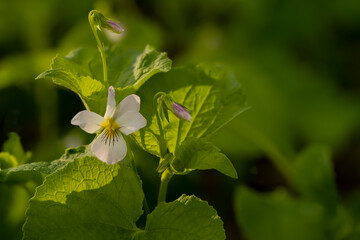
[107,20,124,34]
[88,10,124,34]
[172,102,192,122]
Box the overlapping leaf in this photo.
[133,66,247,156]
[23,157,144,239]
[37,45,171,115]
[132,65,247,178]
[135,195,225,240]
[172,138,238,178]
[23,157,225,240]
[0,145,91,182]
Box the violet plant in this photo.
[0,10,248,239]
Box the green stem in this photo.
[157,169,173,204]
[153,93,165,138]
[153,92,167,158]
[153,92,173,204]
[88,10,108,85]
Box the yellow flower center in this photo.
[101,117,120,138]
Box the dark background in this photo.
[0,0,360,239]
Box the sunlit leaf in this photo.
[23,157,224,240]
[37,45,171,115]
[172,138,237,178]
[0,145,91,182]
[133,65,248,157]
[23,157,144,239]
[135,194,225,240]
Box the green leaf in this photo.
[234,186,326,240]
[23,157,225,239]
[2,132,31,164]
[0,145,92,182]
[196,63,241,90]
[36,53,107,114]
[37,45,171,115]
[0,152,17,169]
[135,194,225,240]
[108,45,172,89]
[292,145,337,213]
[133,65,248,157]
[23,157,144,239]
[172,138,237,178]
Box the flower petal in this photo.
[117,110,147,135]
[113,94,140,119]
[104,86,116,118]
[91,130,127,165]
[71,110,104,133]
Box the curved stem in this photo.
[153,92,166,158]
[153,93,165,138]
[88,11,108,85]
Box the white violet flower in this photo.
[71,86,147,164]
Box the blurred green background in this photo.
[1,0,360,239]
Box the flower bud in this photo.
[171,102,192,122]
[106,20,124,34]
[155,92,192,122]
[89,10,124,34]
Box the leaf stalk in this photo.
[157,168,173,204]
